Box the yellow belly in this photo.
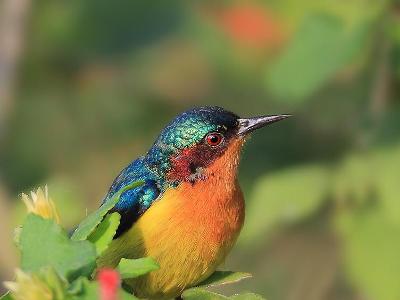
[98,178,244,299]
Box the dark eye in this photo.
[206,132,224,147]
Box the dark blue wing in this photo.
[103,157,161,238]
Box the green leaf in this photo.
[117,257,159,280]
[240,164,329,244]
[335,208,400,300]
[20,214,96,281]
[182,288,229,300]
[332,144,400,225]
[71,181,144,241]
[120,289,139,300]
[88,212,121,255]
[0,293,12,300]
[40,267,69,299]
[197,271,252,288]
[68,277,85,296]
[231,293,265,300]
[182,272,256,300]
[373,145,400,227]
[265,14,368,102]
[327,144,400,300]
[332,153,375,205]
[73,278,99,300]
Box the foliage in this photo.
[241,164,330,244]
[265,13,368,101]
[196,271,252,289]
[87,212,120,256]
[182,272,260,300]
[19,214,96,282]
[71,181,144,242]
[117,258,159,280]
[1,190,263,300]
[240,143,400,300]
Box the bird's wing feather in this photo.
[102,158,161,238]
[109,180,160,238]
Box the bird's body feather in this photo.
[98,139,245,299]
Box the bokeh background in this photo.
[1,1,400,299]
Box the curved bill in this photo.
[237,114,291,135]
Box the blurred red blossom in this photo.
[213,4,286,49]
[98,269,120,300]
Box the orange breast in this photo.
[98,138,246,299]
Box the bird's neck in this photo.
[165,138,245,186]
[203,138,244,184]
[169,139,246,247]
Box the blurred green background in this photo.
[1,1,400,299]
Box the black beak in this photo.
[237,114,291,135]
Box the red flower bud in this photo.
[98,269,120,300]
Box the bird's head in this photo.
[146,106,289,184]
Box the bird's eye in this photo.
[206,132,224,147]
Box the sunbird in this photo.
[98,106,290,299]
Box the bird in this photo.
[97,106,290,299]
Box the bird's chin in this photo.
[235,134,249,144]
